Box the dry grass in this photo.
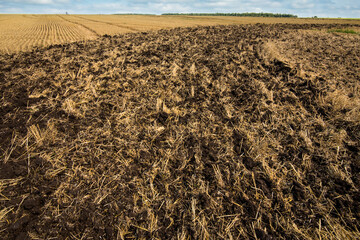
[0,23,359,239]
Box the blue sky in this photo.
[0,0,359,18]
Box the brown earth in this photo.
[0,23,359,239]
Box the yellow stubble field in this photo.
[0,14,360,53]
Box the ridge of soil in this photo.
[0,23,359,239]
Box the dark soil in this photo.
[1,23,359,239]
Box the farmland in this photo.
[1,14,360,53]
[1,21,360,239]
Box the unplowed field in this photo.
[0,15,98,53]
[1,14,360,53]
[0,24,360,239]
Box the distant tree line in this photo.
[113,13,156,15]
[162,13,298,18]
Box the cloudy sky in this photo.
[0,0,359,18]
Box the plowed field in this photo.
[0,24,359,239]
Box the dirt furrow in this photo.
[74,15,140,32]
[57,15,100,37]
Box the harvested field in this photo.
[0,15,98,54]
[1,14,360,53]
[0,23,360,239]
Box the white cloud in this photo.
[92,3,126,10]
[1,7,24,13]
[153,2,185,11]
[0,0,69,4]
[292,0,315,9]
[9,0,53,4]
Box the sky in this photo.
[0,0,359,18]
